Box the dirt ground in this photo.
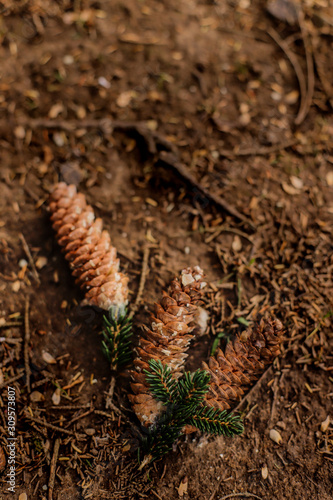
[0,0,332,499]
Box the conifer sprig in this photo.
[189,406,244,436]
[144,360,177,404]
[139,360,243,468]
[101,306,133,371]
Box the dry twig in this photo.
[267,27,307,124]
[19,233,40,285]
[295,9,315,125]
[24,296,31,393]
[130,246,151,318]
[219,494,262,500]
[158,151,255,228]
[0,370,24,389]
[48,438,60,500]
[26,415,76,435]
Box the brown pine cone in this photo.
[129,266,206,426]
[204,318,284,411]
[49,182,129,312]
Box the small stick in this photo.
[294,9,315,125]
[218,139,298,158]
[267,27,307,125]
[51,404,90,411]
[219,494,262,500]
[26,415,75,435]
[19,233,40,285]
[0,321,22,328]
[0,370,24,389]
[65,409,94,428]
[105,375,116,409]
[158,151,255,228]
[24,296,31,393]
[130,246,150,318]
[0,337,22,344]
[48,438,60,500]
[233,365,273,413]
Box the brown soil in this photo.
[0,1,332,499]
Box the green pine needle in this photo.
[101,306,133,371]
[143,359,177,404]
[139,361,244,467]
[189,405,244,436]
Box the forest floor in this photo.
[0,0,332,499]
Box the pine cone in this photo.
[129,266,206,426]
[203,318,284,411]
[49,182,129,312]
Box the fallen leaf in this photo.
[282,182,301,195]
[35,256,48,269]
[290,176,303,189]
[267,0,299,25]
[178,477,188,497]
[321,415,330,432]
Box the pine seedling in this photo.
[101,306,133,372]
[138,360,243,468]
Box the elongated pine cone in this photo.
[203,318,284,411]
[49,182,129,312]
[129,266,206,426]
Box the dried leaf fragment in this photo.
[321,415,330,432]
[42,351,57,364]
[178,477,188,497]
[282,182,301,195]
